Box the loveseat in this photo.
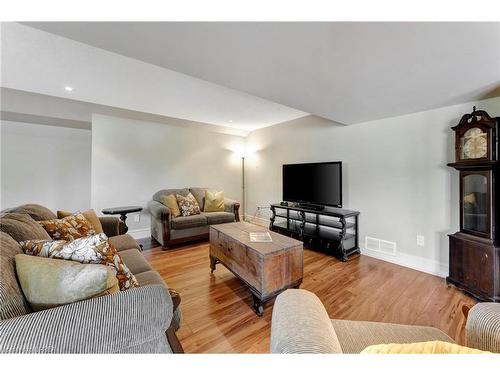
[0,204,183,353]
[271,289,500,353]
[148,188,240,249]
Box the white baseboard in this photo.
[361,248,448,278]
[245,213,447,278]
[127,228,151,240]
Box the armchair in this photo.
[271,289,500,354]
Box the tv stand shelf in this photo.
[270,203,360,261]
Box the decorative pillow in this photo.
[15,254,119,311]
[176,192,201,217]
[20,233,139,291]
[57,209,104,234]
[361,341,489,354]
[0,213,51,242]
[159,194,181,218]
[38,213,96,241]
[204,190,225,212]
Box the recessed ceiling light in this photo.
[228,120,233,123]
[64,86,73,92]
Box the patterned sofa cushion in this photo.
[57,209,104,234]
[38,214,96,241]
[176,193,201,217]
[0,232,32,320]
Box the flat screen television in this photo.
[282,161,342,208]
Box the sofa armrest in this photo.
[0,285,173,354]
[99,216,121,237]
[148,200,171,222]
[270,289,342,354]
[466,302,500,353]
[224,198,240,221]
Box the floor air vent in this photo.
[365,236,397,256]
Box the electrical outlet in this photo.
[134,214,140,223]
[416,235,425,247]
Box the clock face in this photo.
[461,127,487,159]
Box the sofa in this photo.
[0,204,183,353]
[148,187,240,249]
[271,289,500,354]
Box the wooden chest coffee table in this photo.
[209,222,303,316]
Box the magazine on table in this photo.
[249,232,273,242]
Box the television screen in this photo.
[282,162,342,207]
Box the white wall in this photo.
[245,97,500,277]
[91,114,244,238]
[0,121,91,212]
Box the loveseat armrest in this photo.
[99,216,122,237]
[465,302,500,353]
[224,198,240,222]
[0,285,173,354]
[270,289,342,354]
[148,200,171,222]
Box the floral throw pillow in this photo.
[176,192,201,217]
[20,233,139,291]
[38,214,96,241]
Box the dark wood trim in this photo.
[165,287,184,353]
[162,233,209,250]
[234,203,241,222]
[166,326,184,353]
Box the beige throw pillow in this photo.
[57,209,104,234]
[204,190,225,212]
[159,194,181,218]
[176,192,201,217]
[15,254,119,311]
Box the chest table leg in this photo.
[252,294,264,316]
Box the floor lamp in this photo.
[241,156,245,221]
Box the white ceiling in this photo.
[1,23,306,132]
[23,22,500,124]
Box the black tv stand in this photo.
[298,203,325,211]
[270,203,360,261]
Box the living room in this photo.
[1,0,500,372]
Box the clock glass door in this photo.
[461,172,490,235]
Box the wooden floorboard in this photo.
[142,239,476,353]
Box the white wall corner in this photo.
[126,228,151,240]
[361,248,448,278]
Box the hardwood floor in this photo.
[141,239,476,353]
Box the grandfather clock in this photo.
[447,107,499,302]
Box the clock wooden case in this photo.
[447,107,499,302]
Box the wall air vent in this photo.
[365,236,397,256]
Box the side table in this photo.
[101,206,143,234]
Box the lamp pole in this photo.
[241,156,245,222]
